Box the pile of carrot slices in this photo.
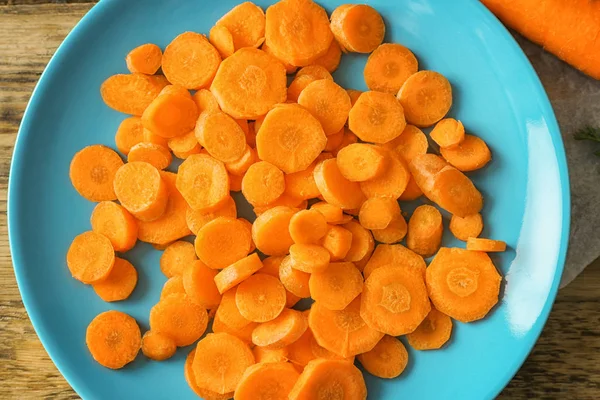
[68,1,506,398]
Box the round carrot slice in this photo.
[297,80,351,136]
[262,42,298,74]
[287,65,333,101]
[430,118,465,149]
[127,142,172,170]
[289,209,328,244]
[440,134,492,171]
[313,159,366,209]
[193,332,255,394]
[216,2,266,50]
[195,111,247,163]
[225,145,256,176]
[364,43,418,94]
[149,293,208,346]
[193,89,221,114]
[186,196,237,235]
[216,288,252,331]
[253,345,290,364]
[235,362,299,400]
[336,143,387,182]
[142,93,199,139]
[279,256,311,298]
[209,25,235,59]
[252,206,295,256]
[162,32,221,90]
[70,145,124,202]
[113,162,169,221]
[100,73,167,116]
[161,276,185,300]
[141,330,176,361]
[372,214,408,244]
[341,220,374,263]
[256,103,326,174]
[235,273,286,323]
[313,40,342,73]
[289,244,331,273]
[195,217,252,269]
[159,84,192,99]
[357,335,408,379]
[115,117,144,155]
[309,262,363,311]
[363,244,426,280]
[449,213,483,241]
[214,253,264,294]
[183,260,222,308]
[321,225,353,261]
[330,4,385,53]
[210,47,287,119]
[92,257,137,302]
[176,154,229,212]
[466,237,507,252]
[126,43,162,75]
[407,204,443,257]
[348,91,407,144]
[284,154,332,200]
[398,70,453,127]
[143,127,170,148]
[346,89,362,106]
[287,329,316,368]
[382,124,428,162]
[406,307,453,350]
[358,197,400,230]
[90,201,138,252]
[360,148,410,200]
[86,310,141,369]
[252,308,308,349]
[310,201,343,223]
[289,358,366,400]
[399,174,423,201]
[67,231,115,284]
[185,349,234,400]
[324,128,345,152]
[242,161,285,206]
[309,332,355,363]
[212,313,258,345]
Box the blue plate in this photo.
[8,0,570,399]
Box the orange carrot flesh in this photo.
[70,145,124,202]
[126,43,162,75]
[234,362,299,400]
[449,213,484,241]
[363,244,426,280]
[141,330,176,361]
[466,237,507,252]
[149,293,208,347]
[67,231,115,284]
[86,310,141,369]
[406,306,453,350]
[357,335,409,379]
[289,358,367,400]
[92,257,138,302]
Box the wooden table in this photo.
[1,1,599,399]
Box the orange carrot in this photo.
[185,349,234,400]
[70,145,124,202]
[440,134,492,171]
[235,362,299,400]
[284,156,332,200]
[310,201,344,224]
[182,260,222,308]
[364,43,418,94]
[159,84,192,99]
[252,206,296,256]
[371,214,408,244]
[216,288,252,331]
[114,162,169,221]
[289,358,366,400]
[143,127,170,148]
[309,261,363,310]
[225,146,256,177]
[193,89,221,114]
[382,124,428,163]
[398,174,423,201]
[357,335,408,379]
[168,131,202,159]
[209,25,235,59]
[321,224,353,261]
[398,70,452,127]
[252,308,308,349]
[242,161,285,206]
[450,213,484,241]
[86,310,141,369]
[287,65,333,102]
[297,80,351,136]
[127,142,172,170]
[289,244,331,273]
[92,257,137,302]
[252,346,289,364]
[407,205,443,257]
[279,256,311,298]
[348,91,407,143]
[430,118,465,148]
[313,40,342,72]
[100,73,167,116]
[262,42,298,74]
[195,217,252,269]
[466,237,507,252]
[115,117,144,155]
[363,244,426,280]
[253,193,307,216]
[216,1,266,50]
[186,196,237,235]
[161,276,186,300]
[235,273,286,322]
[358,197,400,230]
[176,154,230,212]
[314,159,366,209]
[406,306,453,350]
[141,330,176,361]
[142,93,199,139]
[149,293,208,346]
[330,4,385,53]
[195,111,247,163]
[289,209,328,244]
[214,253,263,294]
[346,89,362,107]
[360,147,410,200]
[90,201,138,252]
[67,231,115,284]
[126,43,162,75]
[342,220,374,262]
[336,143,387,182]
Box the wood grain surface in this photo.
[1,2,599,399]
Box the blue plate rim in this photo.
[7,0,571,399]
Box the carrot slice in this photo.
[289,244,331,273]
[398,70,453,127]
[149,293,208,347]
[141,330,176,361]
[310,201,343,223]
[358,197,400,230]
[354,242,375,272]
[287,329,315,368]
[115,117,144,155]
[195,217,252,269]
[193,88,221,114]
[364,43,418,94]
[371,214,408,244]
[309,297,383,358]
[214,253,263,294]
[382,124,428,163]
[407,204,443,257]
[357,335,408,379]
[262,42,298,74]
[450,213,484,241]
[253,346,289,363]
[176,154,229,211]
[241,161,285,206]
[324,128,345,152]
[259,257,302,307]
[342,220,374,262]
[289,209,328,244]
[279,256,311,298]
[114,162,168,221]
[92,257,137,302]
[346,90,362,107]
[321,225,353,261]
[330,4,385,53]
[209,25,235,59]
[186,197,237,236]
[309,261,363,310]
[398,174,423,201]
[159,84,192,99]
[100,73,167,116]
[287,66,333,102]
[309,331,355,363]
[252,308,308,349]
[70,145,124,202]
[212,312,258,345]
[162,32,221,90]
[216,2,266,50]
[284,155,332,200]
[67,231,115,284]
[253,193,307,216]
[235,361,299,400]
[90,201,138,252]
[430,118,465,149]
[406,306,453,350]
[363,244,426,280]
[195,111,247,162]
[215,288,252,331]
[440,134,492,171]
[185,349,233,400]
[161,275,186,300]
[426,247,501,322]
[126,43,162,75]
[466,237,507,252]
[265,0,333,66]
[314,159,366,209]
[182,260,222,308]
[348,91,407,144]
[168,131,201,159]
[313,40,342,73]
[289,358,366,400]
[127,142,172,170]
[86,310,141,369]
[337,143,386,183]
[297,79,351,136]
[143,127,170,148]
[256,103,327,174]
[235,273,286,322]
[361,265,431,336]
[252,206,295,256]
[225,145,256,177]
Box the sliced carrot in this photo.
[162,32,221,90]
[192,89,221,113]
[149,293,208,347]
[321,224,353,261]
[92,257,137,302]
[336,143,387,182]
[100,73,167,116]
[67,231,115,284]
[354,241,375,272]
[289,358,366,400]
[287,68,333,101]
[372,214,408,244]
[168,131,201,159]
[216,1,265,50]
[216,288,252,331]
[253,346,289,363]
[143,127,170,148]
[142,92,199,139]
[360,265,431,336]
[195,111,247,163]
[324,128,345,152]
[309,297,383,358]
[252,206,295,256]
[209,25,235,59]
[214,253,263,294]
[440,134,492,171]
[406,306,453,350]
[115,117,144,155]
[225,145,256,176]
[126,43,162,75]
[466,237,507,252]
[363,244,426,280]
[398,70,453,127]
[259,257,302,307]
[332,129,358,157]
[241,161,285,206]
[141,330,176,361]
[186,196,237,235]
[330,4,385,53]
[253,193,307,216]
[70,145,124,202]
[358,197,400,230]
[450,213,484,241]
[229,173,243,192]
[364,43,418,94]
[86,310,141,369]
[309,261,363,311]
[297,79,351,136]
[256,103,327,174]
[159,84,192,99]
[382,124,428,163]
[262,42,298,74]
[235,361,299,400]
[195,217,252,269]
[176,154,229,211]
[113,162,168,221]
[309,331,355,363]
[346,89,362,107]
[90,201,137,252]
[289,244,330,273]
[252,308,308,349]
[314,159,366,209]
[212,312,258,345]
[398,174,423,201]
[343,220,374,262]
[288,209,328,244]
[357,335,408,379]
[182,260,222,308]
[313,40,342,73]
[235,273,286,322]
[407,204,443,257]
[287,328,316,369]
[310,201,343,223]
[430,118,465,148]
[185,349,234,400]
[279,256,311,298]
[161,275,186,300]
[284,156,331,200]
[127,142,172,170]
[210,47,287,119]
[349,91,407,144]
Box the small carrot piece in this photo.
[343,220,374,262]
[185,349,234,400]
[284,156,332,200]
[161,275,185,300]
[67,231,115,284]
[330,4,385,53]
[430,118,465,148]
[466,237,507,252]
[398,174,423,201]
[286,329,315,368]
[235,273,286,323]
[287,66,333,102]
[195,217,252,270]
[143,127,170,148]
[195,111,247,163]
[259,257,302,308]
[364,43,418,94]
[92,257,137,302]
[114,162,169,221]
[398,70,453,127]
[70,145,124,202]
[100,73,167,116]
[314,159,366,209]
[358,197,400,230]
[309,261,363,311]
[251,206,296,256]
[407,205,443,257]
[348,91,407,143]
[186,196,237,235]
[289,358,366,400]
[214,253,263,294]
[332,129,358,157]
[360,148,409,200]
[159,84,192,99]
[193,89,221,114]
[289,209,328,244]
[354,242,375,272]
[324,128,345,152]
[253,346,289,364]
[86,310,141,369]
[297,79,351,136]
[216,1,266,50]
[235,361,299,400]
[127,142,172,170]
[212,313,258,345]
[168,131,202,159]
[252,308,308,349]
[336,143,387,182]
[406,306,453,350]
[382,124,428,163]
[225,145,257,176]
[90,201,138,252]
[216,288,252,331]
[149,293,208,346]
[321,224,353,261]
[313,40,342,73]
[241,161,285,206]
[115,117,144,155]
[440,134,492,171]
[176,154,230,212]
[126,43,162,75]
[371,214,408,244]
[309,331,355,363]
[450,213,484,241]
[262,42,298,74]
[182,260,222,309]
[142,92,199,139]
[141,330,176,361]
[346,89,362,107]
[363,244,426,280]
[253,193,307,216]
[279,256,311,298]
[289,244,331,273]
[357,335,408,379]
[310,201,343,223]
[209,25,235,59]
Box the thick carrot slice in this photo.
[216,2,266,50]
[216,288,252,331]
[262,42,298,74]
[342,220,374,262]
[289,358,366,400]
[235,361,299,400]
[90,201,138,252]
[364,43,418,94]
[363,244,426,280]
[209,25,235,59]
[265,0,333,66]
[358,197,400,230]
[284,155,332,200]
[466,237,507,252]
[162,32,221,90]
[210,47,286,119]
[235,273,286,322]
[252,308,308,349]
[253,346,289,363]
[177,154,229,211]
[253,193,307,216]
[143,127,170,148]
[398,174,423,201]
[92,257,137,302]
[382,124,428,163]
[289,209,328,244]
[357,335,408,379]
[309,297,383,358]
[372,214,408,244]
[310,201,343,223]
[159,84,192,99]
[361,265,431,336]
[309,331,355,363]
[212,312,258,345]
[70,145,124,202]
[225,145,256,176]
[324,128,345,152]
[450,213,483,241]
[195,112,246,163]
[67,231,115,284]
[186,196,237,235]
[297,80,351,136]
[330,4,385,53]
[354,242,375,272]
[168,131,201,159]
[407,204,443,257]
[313,40,342,73]
[115,117,144,155]
[279,256,311,298]
[86,310,141,369]
[321,224,353,261]
[289,244,331,273]
[193,332,255,394]
[100,73,167,116]
[161,275,185,300]
[287,67,333,101]
[125,43,162,75]
[256,103,327,174]
[430,118,465,148]
[259,257,302,307]
[141,330,176,361]
[336,143,387,182]
[149,293,208,346]
[214,253,263,294]
[345,90,362,107]
[114,162,168,221]
[182,260,222,309]
[314,159,366,209]
[309,261,363,311]
[398,70,453,127]
[287,329,315,369]
[348,91,407,144]
[127,142,172,170]
[185,349,234,400]
[193,89,221,113]
[406,306,452,350]
[142,93,199,139]
[195,217,251,269]
[440,134,492,171]
[252,206,295,256]
[332,129,358,157]
[241,161,285,206]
